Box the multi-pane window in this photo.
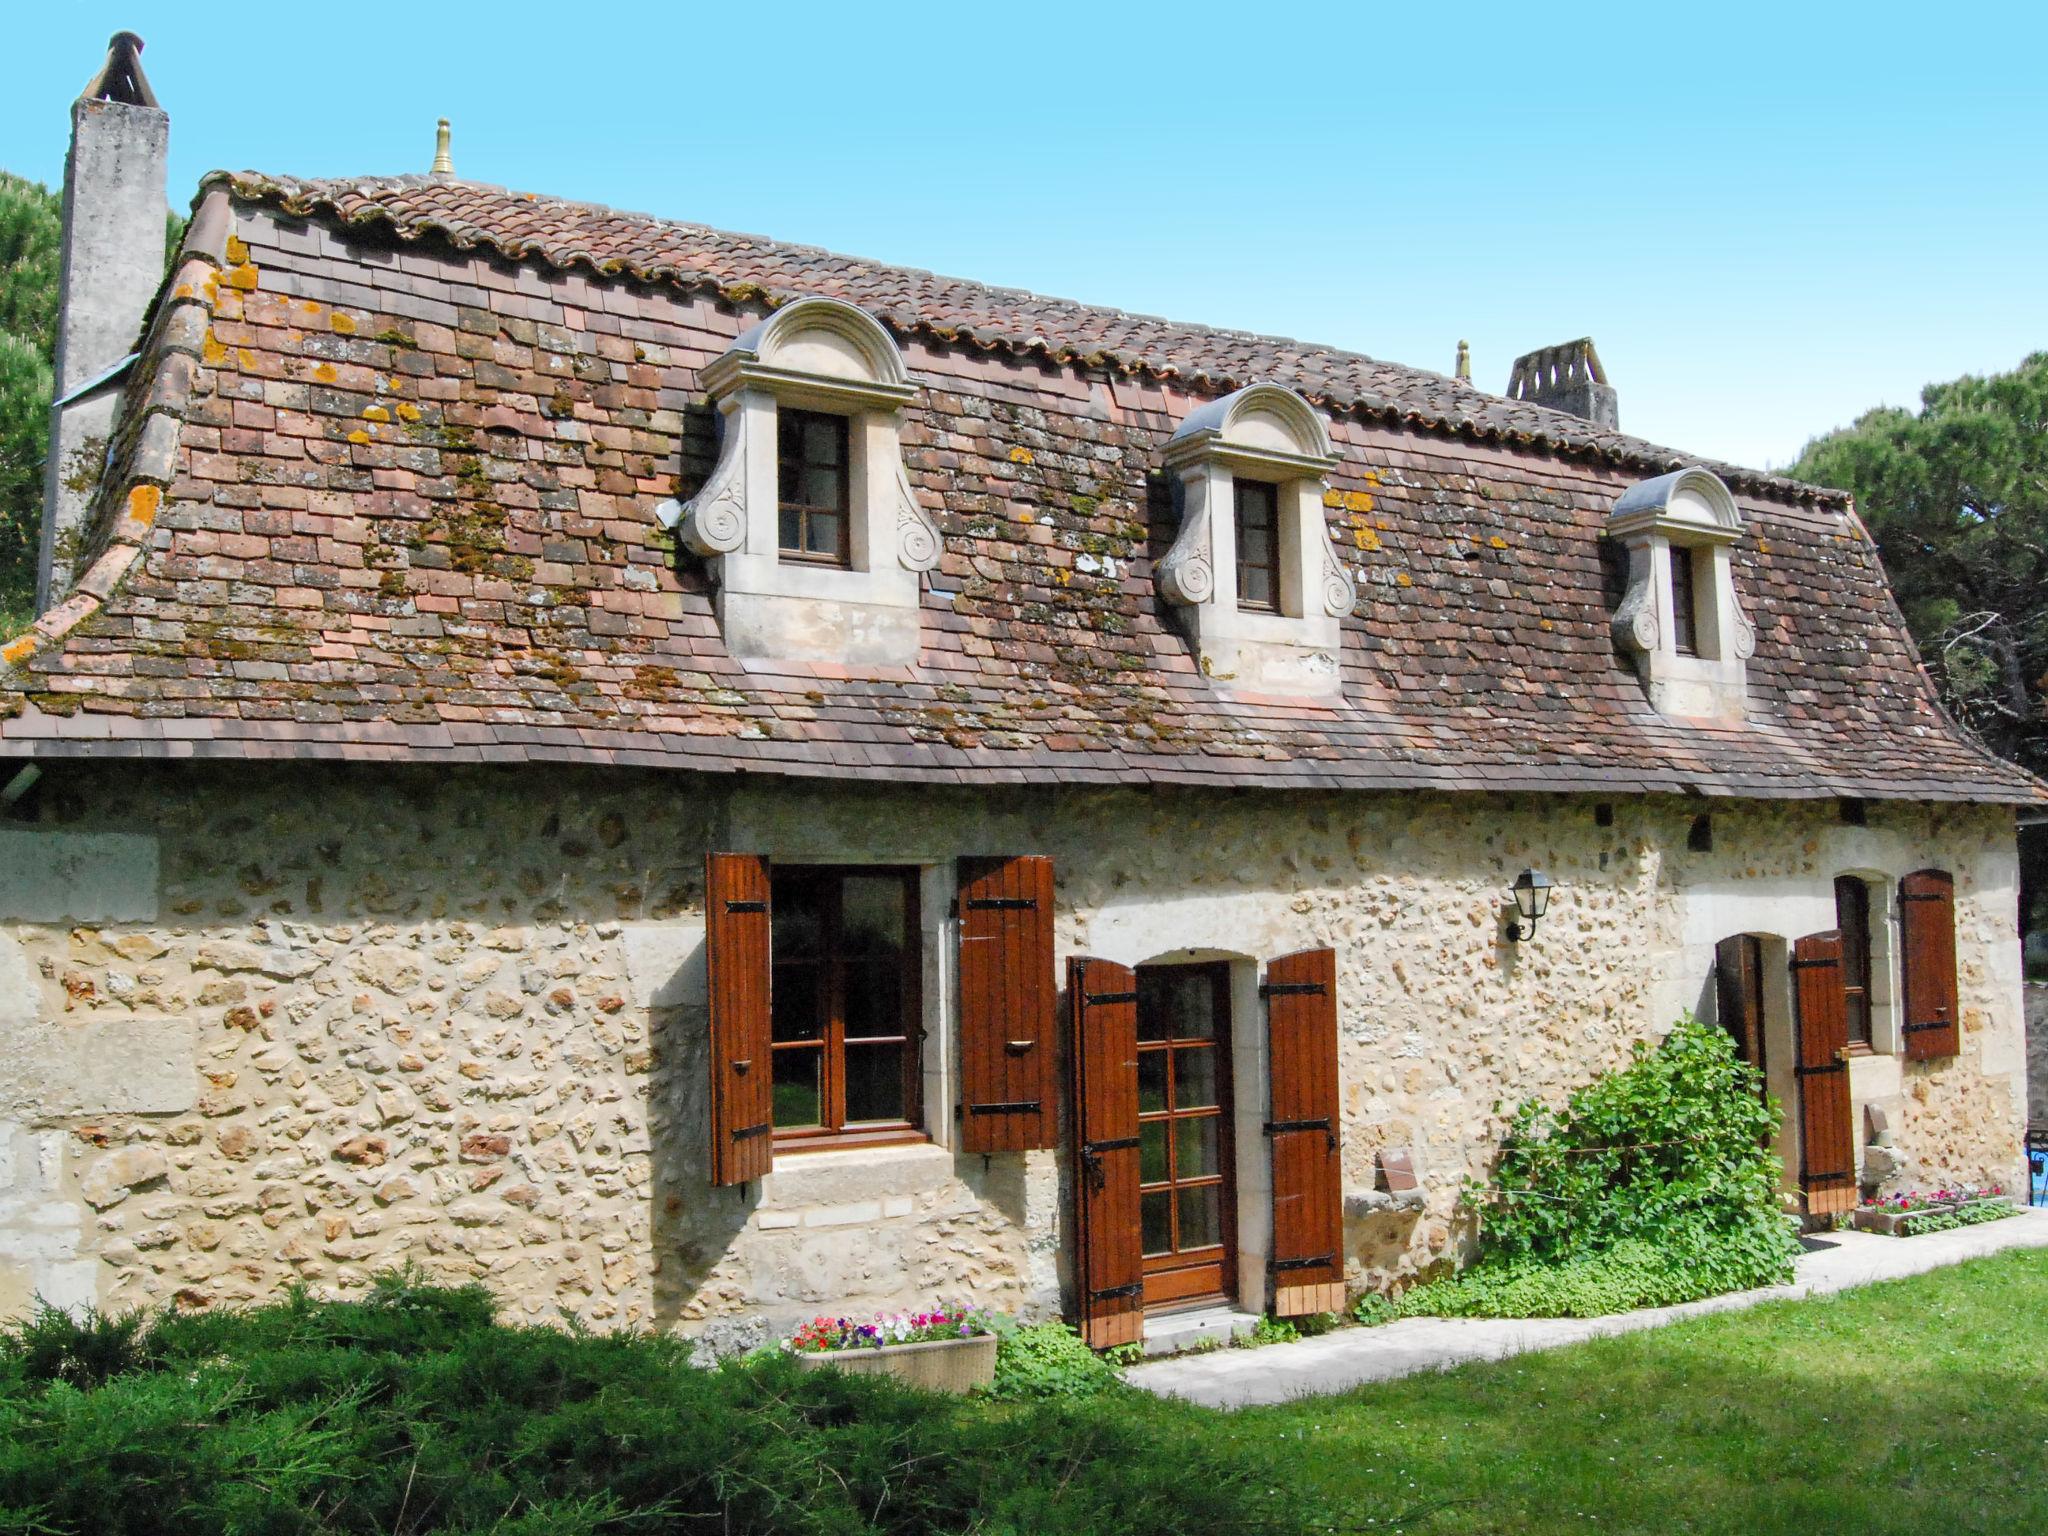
[1234,479,1281,611]
[776,409,850,565]
[1134,963,1234,1306]
[1835,875,1874,1048]
[1670,545,1700,656]
[769,867,920,1142]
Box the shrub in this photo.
[1399,1014,1800,1319]
[0,1281,1319,1534]
[986,1318,1122,1400]
[5,1304,146,1389]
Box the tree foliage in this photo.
[1789,354,2048,778]
[0,172,60,632]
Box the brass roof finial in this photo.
[1455,339,1471,382]
[431,118,455,177]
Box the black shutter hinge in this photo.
[969,1100,1043,1115]
[1260,981,1328,999]
[1264,1117,1333,1136]
[731,1122,771,1140]
[1270,1252,1338,1273]
[1085,990,1138,1006]
[1088,1281,1143,1302]
[724,899,767,914]
[967,896,1037,911]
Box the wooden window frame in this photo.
[776,408,852,568]
[769,864,925,1152]
[1670,543,1700,656]
[1834,875,1875,1051]
[1233,477,1282,613]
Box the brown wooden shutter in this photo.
[1068,955,1142,1349]
[1900,869,1960,1060]
[1790,931,1856,1216]
[957,856,1056,1152]
[1264,947,1345,1316]
[706,852,773,1186]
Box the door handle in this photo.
[732,1058,752,1074]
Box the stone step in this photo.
[1140,1305,1259,1358]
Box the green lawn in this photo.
[1153,1246,2048,1534]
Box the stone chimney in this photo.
[1505,338,1617,431]
[37,32,169,612]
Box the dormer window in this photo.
[1156,384,1357,697]
[676,296,941,666]
[1606,466,1756,719]
[1669,545,1699,657]
[777,408,850,566]
[1234,478,1281,612]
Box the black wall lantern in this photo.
[1505,868,1554,942]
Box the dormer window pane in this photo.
[1235,479,1280,611]
[777,408,850,565]
[1670,546,1699,656]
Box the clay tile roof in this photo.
[2,170,2039,806]
[210,173,1838,505]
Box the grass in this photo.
[3,1250,2044,1533]
[1165,1246,2048,1534]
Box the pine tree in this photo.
[0,173,61,632]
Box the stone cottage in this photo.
[2,36,2038,1347]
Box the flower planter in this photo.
[1853,1195,2015,1236]
[793,1332,997,1393]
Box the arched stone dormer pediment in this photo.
[1165,382,1338,479]
[1609,466,1742,544]
[701,295,918,413]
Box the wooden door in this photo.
[1069,956,1143,1349]
[1135,963,1236,1311]
[1265,947,1344,1316]
[1713,934,1768,1093]
[1791,931,1856,1216]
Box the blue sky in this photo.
[6,3,2044,471]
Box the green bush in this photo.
[0,1280,1325,1534]
[986,1318,1123,1400]
[1396,1014,1800,1320]
[1899,1199,2019,1237]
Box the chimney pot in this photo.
[1505,337,1618,430]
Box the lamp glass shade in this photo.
[1513,868,1554,922]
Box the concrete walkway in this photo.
[1125,1206,2048,1409]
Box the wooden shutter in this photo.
[1068,955,1142,1349]
[1900,869,1960,1060]
[706,853,773,1186]
[1265,947,1345,1316]
[957,856,1056,1152]
[1790,931,1856,1216]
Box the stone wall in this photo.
[0,763,2026,1331]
